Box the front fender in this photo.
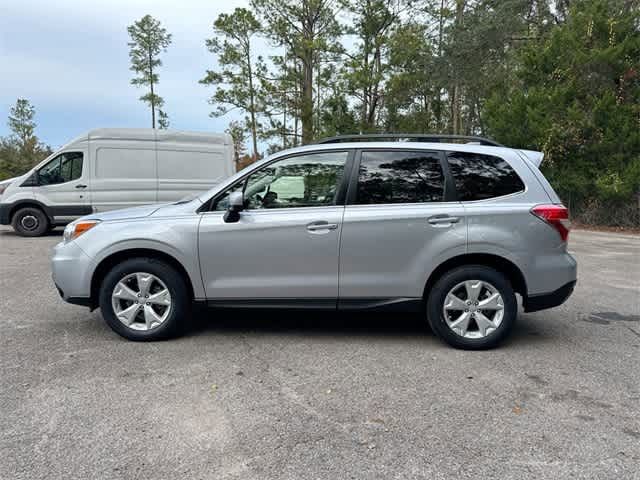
[77,215,205,299]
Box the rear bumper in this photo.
[524,280,576,313]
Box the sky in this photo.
[0,0,251,149]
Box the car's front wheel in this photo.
[427,265,517,350]
[99,257,190,341]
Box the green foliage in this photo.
[201,8,265,156]
[341,0,409,131]
[0,99,52,180]
[252,0,342,144]
[484,0,640,215]
[8,98,36,148]
[127,15,172,129]
[157,109,169,129]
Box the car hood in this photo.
[83,199,204,223]
[86,204,164,222]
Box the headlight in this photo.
[0,182,11,195]
[63,220,101,243]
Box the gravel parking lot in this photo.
[1,226,639,479]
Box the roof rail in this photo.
[316,134,503,147]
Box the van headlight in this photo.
[63,220,101,243]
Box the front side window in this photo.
[38,152,83,186]
[356,150,445,204]
[214,151,348,210]
[447,152,525,201]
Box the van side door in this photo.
[89,142,158,212]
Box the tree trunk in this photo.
[148,48,156,129]
[451,0,465,135]
[301,53,314,144]
[283,48,288,149]
[246,45,258,158]
[293,60,300,147]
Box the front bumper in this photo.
[0,203,10,225]
[51,240,94,306]
[524,280,576,313]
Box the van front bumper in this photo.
[0,203,11,224]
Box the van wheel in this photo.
[99,257,190,341]
[11,207,50,237]
[426,265,517,350]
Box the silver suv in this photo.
[51,135,577,349]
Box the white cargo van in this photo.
[0,128,234,236]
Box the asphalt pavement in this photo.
[1,226,639,479]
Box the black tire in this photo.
[426,265,517,350]
[11,207,50,237]
[99,257,190,341]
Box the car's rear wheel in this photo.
[427,265,517,350]
[11,207,49,237]
[99,257,190,341]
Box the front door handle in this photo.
[75,184,87,189]
[427,215,460,225]
[306,221,338,232]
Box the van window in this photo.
[95,148,155,178]
[356,150,444,204]
[38,152,83,185]
[447,152,525,201]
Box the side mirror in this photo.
[223,191,244,223]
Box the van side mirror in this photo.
[223,191,244,223]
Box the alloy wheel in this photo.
[111,272,172,331]
[442,280,505,339]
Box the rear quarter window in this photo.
[447,152,525,201]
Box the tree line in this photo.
[1,0,638,226]
[131,0,640,225]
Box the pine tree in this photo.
[127,15,172,129]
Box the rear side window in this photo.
[447,152,525,201]
[356,150,444,204]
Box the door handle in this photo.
[306,221,338,231]
[75,184,87,189]
[427,215,460,225]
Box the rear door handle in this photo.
[306,221,338,231]
[427,215,460,225]
[75,184,87,189]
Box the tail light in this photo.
[531,204,571,242]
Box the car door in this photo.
[338,148,467,304]
[33,151,91,222]
[198,150,353,305]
